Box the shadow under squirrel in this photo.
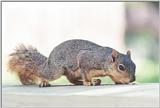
[8,39,136,87]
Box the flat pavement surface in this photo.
[2,83,160,107]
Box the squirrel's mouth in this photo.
[114,78,131,84]
[115,76,136,84]
[109,74,131,84]
[130,75,136,82]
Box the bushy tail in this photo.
[8,44,47,85]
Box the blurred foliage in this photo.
[136,60,159,83]
[124,2,159,83]
[125,30,159,62]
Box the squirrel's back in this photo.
[45,39,104,70]
[43,39,112,77]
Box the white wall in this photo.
[2,2,125,85]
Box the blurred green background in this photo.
[124,2,159,83]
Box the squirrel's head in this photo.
[107,49,136,84]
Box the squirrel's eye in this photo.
[118,64,125,71]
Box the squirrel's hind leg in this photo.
[30,74,51,87]
[19,74,35,85]
[19,72,51,87]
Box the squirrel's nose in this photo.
[130,75,136,82]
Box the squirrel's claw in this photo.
[91,79,101,86]
[39,81,51,87]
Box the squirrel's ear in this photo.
[127,50,131,58]
[108,49,118,63]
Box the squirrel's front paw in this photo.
[91,79,101,86]
[39,81,51,87]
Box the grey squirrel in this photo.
[8,39,136,87]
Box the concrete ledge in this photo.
[2,83,159,107]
